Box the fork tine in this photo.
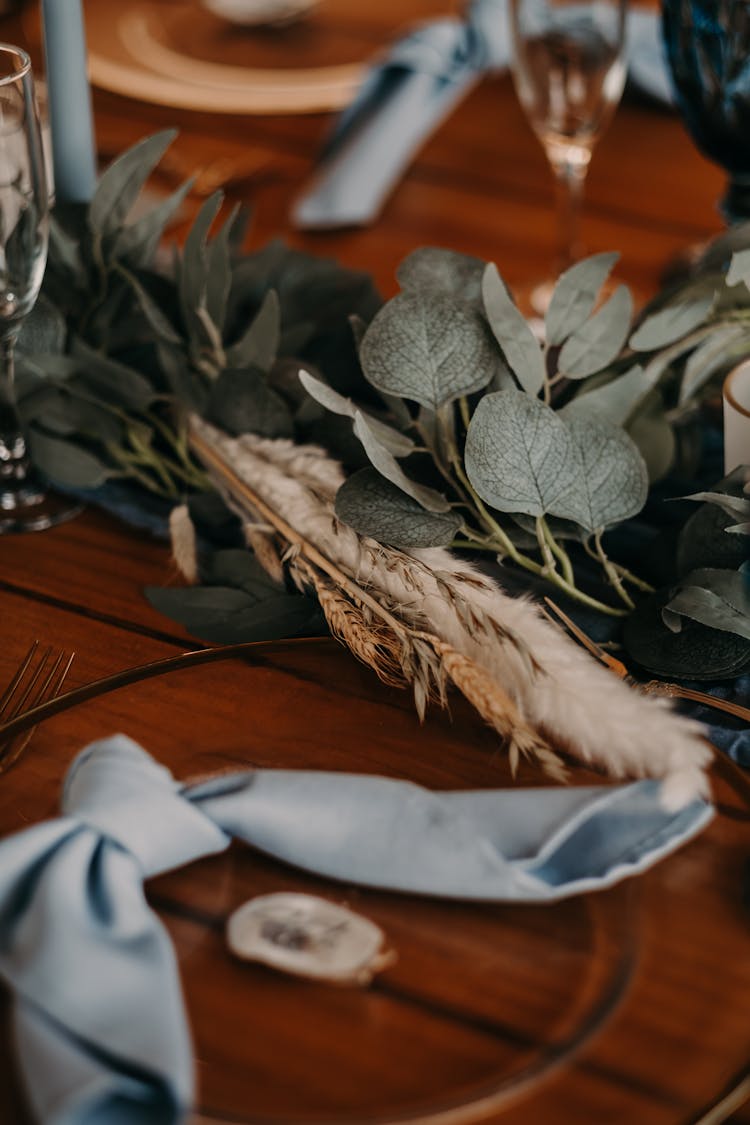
[0,640,39,716]
[0,647,75,774]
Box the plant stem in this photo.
[540,517,575,585]
[592,531,635,610]
[105,446,177,499]
[534,515,558,577]
[424,405,627,616]
[611,563,654,593]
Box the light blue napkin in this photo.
[0,735,711,1124]
[293,1,672,229]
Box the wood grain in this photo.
[0,3,747,1122]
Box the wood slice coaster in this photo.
[27,0,455,115]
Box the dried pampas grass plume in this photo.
[169,503,198,584]
[188,417,712,808]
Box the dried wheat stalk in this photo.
[186,417,712,807]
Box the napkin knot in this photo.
[61,735,230,878]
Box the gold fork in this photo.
[543,597,750,724]
[0,642,75,774]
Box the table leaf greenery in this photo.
[13,134,748,785]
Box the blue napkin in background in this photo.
[0,735,712,1125]
[293,2,673,229]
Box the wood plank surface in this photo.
[0,2,748,1123]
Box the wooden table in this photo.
[0,4,748,1123]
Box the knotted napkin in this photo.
[0,734,712,1124]
[292,2,672,229]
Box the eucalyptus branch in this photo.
[592,531,635,610]
[146,408,210,488]
[540,517,575,586]
[534,516,558,578]
[105,445,179,499]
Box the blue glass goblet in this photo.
[662,0,750,224]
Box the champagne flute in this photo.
[508,0,628,315]
[0,44,77,532]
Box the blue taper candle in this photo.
[41,0,97,203]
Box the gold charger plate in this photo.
[0,635,637,1125]
[27,1,454,115]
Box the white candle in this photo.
[41,0,97,203]
[723,360,750,474]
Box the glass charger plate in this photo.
[0,636,638,1125]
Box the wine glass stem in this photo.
[551,155,590,272]
[0,333,31,495]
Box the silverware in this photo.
[543,597,750,724]
[0,639,312,746]
[543,597,750,806]
[0,642,75,773]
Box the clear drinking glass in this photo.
[508,0,628,314]
[0,44,77,532]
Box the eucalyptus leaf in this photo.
[677,488,750,575]
[464,389,584,522]
[144,585,319,644]
[335,467,461,548]
[18,353,80,380]
[629,291,715,351]
[28,428,113,488]
[200,548,282,596]
[663,570,750,641]
[698,221,750,273]
[642,324,715,387]
[24,389,123,444]
[623,590,750,680]
[509,512,586,542]
[545,252,619,347]
[726,248,750,290]
[349,313,367,354]
[225,289,280,372]
[207,368,294,439]
[396,247,485,305]
[626,393,676,482]
[48,213,83,281]
[16,295,66,357]
[122,266,182,345]
[558,286,633,379]
[113,177,193,268]
[678,324,747,404]
[564,364,655,425]
[187,490,240,542]
[206,204,241,335]
[90,130,177,240]
[299,369,414,456]
[157,341,205,411]
[481,263,545,396]
[179,192,222,342]
[378,390,413,430]
[70,338,157,411]
[679,491,750,521]
[489,356,517,392]
[359,291,496,410]
[564,413,648,532]
[352,411,451,513]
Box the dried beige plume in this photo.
[169,503,199,584]
[188,417,712,808]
